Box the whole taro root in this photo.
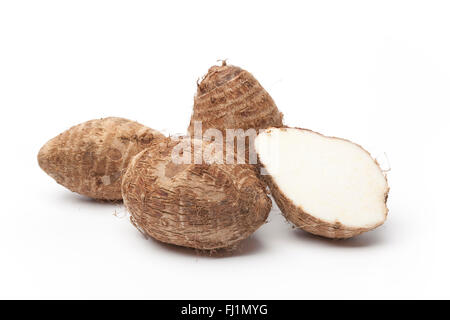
[121,138,272,250]
[38,117,164,200]
[188,62,284,135]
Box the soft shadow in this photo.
[58,192,123,207]
[56,192,125,218]
[293,227,387,248]
[146,234,265,259]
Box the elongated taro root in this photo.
[255,128,389,239]
[121,138,271,250]
[38,117,164,200]
[188,62,283,136]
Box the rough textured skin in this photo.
[38,117,165,200]
[121,138,272,250]
[187,62,284,135]
[257,128,390,239]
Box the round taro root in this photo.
[121,138,272,250]
[255,127,389,239]
[188,62,283,135]
[38,117,165,200]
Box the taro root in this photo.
[121,138,271,250]
[38,117,164,200]
[188,62,283,136]
[255,127,389,239]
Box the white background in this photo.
[0,1,449,299]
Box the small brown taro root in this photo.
[121,138,272,250]
[187,62,283,136]
[38,117,165,200]
[255,127,389,239]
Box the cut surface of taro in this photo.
[255,127,389,238]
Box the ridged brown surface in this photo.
[121,138,272,250]
[257,128,389,239]
[38,117,165,200]
[188,62,284,135]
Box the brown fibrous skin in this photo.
[38,117,165,200]
[121,138,272,250]
[187,62,284,135]
[257,127,390,239]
